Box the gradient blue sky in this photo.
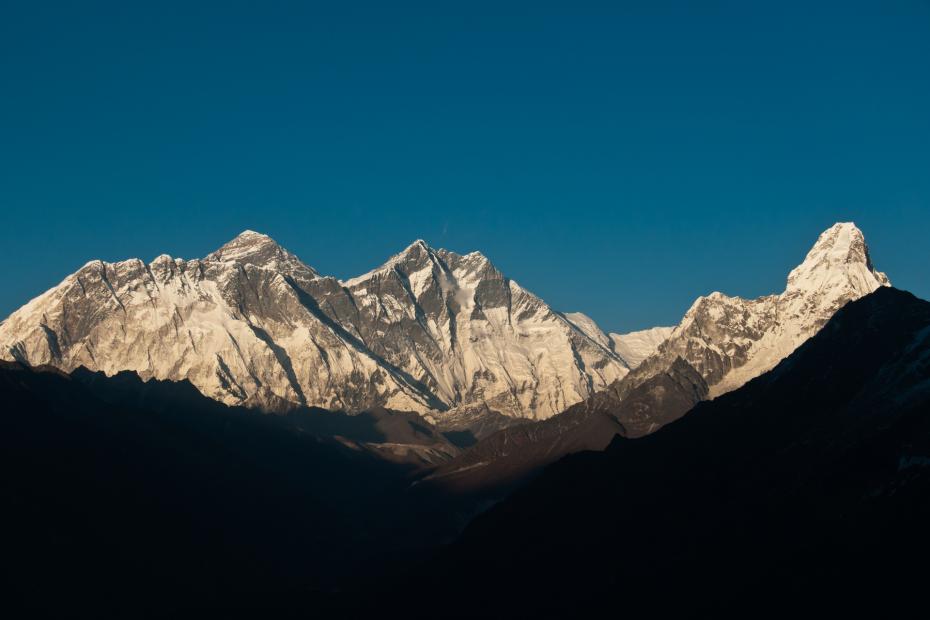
[2,1,928,332]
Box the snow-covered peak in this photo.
[393,239,434,261]
[397,239,436,265]
[0,231,628,423]
[340,239,508,288]
[205,231,318,277]
[621,222,893,401]
[208,230,275,258]
[785,222,889,296]
[798,222,868,270]
[451,249,493,269]
[341,239,440,287]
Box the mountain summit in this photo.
[0,232,435,413]
[0,223,889,428]
[618,221,890,401]
[0,233,625,424]
[327,238,628,424]
[206,230,319,276]
[785,222,889,296]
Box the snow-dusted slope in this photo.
[622,223,890,399]
[330,241,629,422]
[565,313,675,370]
[0,232,440,413]
[609,326,675,369]
[563,312,613,350]
[0,233,627,421]
[0,223,888,422]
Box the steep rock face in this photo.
[562,312,613,349]
[332,241,629,422]
[0,233,627,421]
[620,222,890,399]
[563,313,675,370]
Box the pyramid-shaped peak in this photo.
[208,230,279,258]
[211,230,278,252]
[810,221,865,250]
[381,239,442,268]
[206,230,317,276]
[376,239,440,265]
[341,239,439,287]
[800,222,870,269]
[401,239,435,256]
[785,222,889,295]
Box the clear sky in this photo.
[2,1,928,333]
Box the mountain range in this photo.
[403,222,892,492]
[10,284,915,615]
[2,221,925,616]
[0,223,888,443]
[622,221,890,400]
[0,232,628,432]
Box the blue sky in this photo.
[1,1,928,332]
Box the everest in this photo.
[0,232,628,423]
[0,222,888,428]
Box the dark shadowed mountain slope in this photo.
[421,357,706,496]
[69,366,462,466]
[413,287,930,615]
[420,223,890,501]
[0,363,462,616]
